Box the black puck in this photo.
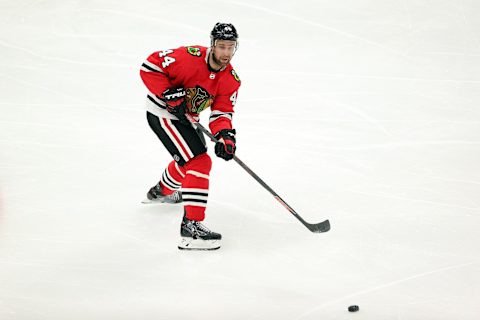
[348,305,359,312]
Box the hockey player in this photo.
[139,23,241,250]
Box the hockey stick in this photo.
[186,114,330,233]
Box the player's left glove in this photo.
[162,87,189,125]
[214,129,236,161]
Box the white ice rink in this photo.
[1,0,480,319]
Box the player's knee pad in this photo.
[184,153,212,174]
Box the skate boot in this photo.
[178,215,222,250]
[142,184,182,204]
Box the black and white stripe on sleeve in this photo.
[209,110,233,124]
[147,93,167,109]
[141,60,164,73]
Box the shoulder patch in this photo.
[231,69,241,82]
[186,47,202,57]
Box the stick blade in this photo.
[307,219,330,233]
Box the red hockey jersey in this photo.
[140,46,241,135]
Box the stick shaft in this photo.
[186,115,327,231]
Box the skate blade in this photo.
[141,198,182,205]
[178,237,221,251]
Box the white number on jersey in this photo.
[230,91,237,106]
[162,56,176,68]
[158,49,173,57]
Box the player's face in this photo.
[211,40,236,68]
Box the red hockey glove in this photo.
[162,87,189,125]
[214,129,236,161]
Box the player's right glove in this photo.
[162,87,189,125]
[214,129,236,161]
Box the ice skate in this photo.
[178,216,221,250]
[141,184,182,204]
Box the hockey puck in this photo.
[348,305,359,312]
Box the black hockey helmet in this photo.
[210,22,238,46]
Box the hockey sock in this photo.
[181,153,211,221]
[160,160,186,195]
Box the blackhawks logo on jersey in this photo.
[186,86,213,113]
[186,47,202,57]
[231,69,240,82]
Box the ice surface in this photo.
[1,0,480,319]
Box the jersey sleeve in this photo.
[209,70,241,136]
[139,48,182,96]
